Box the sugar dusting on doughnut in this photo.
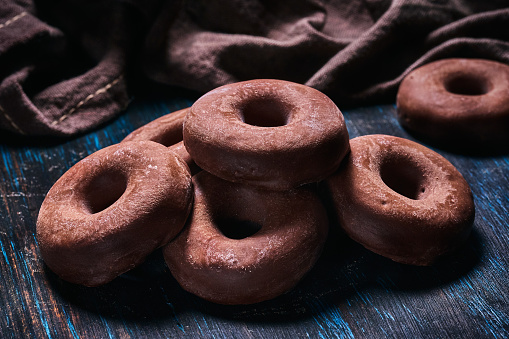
[164,171,328,305]
[37,76,480,305]
[397,58,509,152]
[184,79,350,190]
[122,108,200,174]
[37,141,193,286]
[325,134,475,266]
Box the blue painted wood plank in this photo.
[0,97,508,338]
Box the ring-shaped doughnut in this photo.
[184,79,350,190]
[164,171,329,305]
[325,134,475,266]
[122,108,199,174]
[37,141,193,286]
[397,58,509,151]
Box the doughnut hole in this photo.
[215,218,262,240]
[379,155,428,200]
[151,132,183,148]
[82,169,128,214]
[444,74,491,96]
[208,186,265,240]
[238,96,291,127]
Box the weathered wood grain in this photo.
[1,95,508,338]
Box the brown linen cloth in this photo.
[0,0,508,137]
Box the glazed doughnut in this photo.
[164,171,328,305]
[122,108,199,174]
[184,79,350,190]
[325,134,475,266]
[37,141,193,286]
[397,58,509,151]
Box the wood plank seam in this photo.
[0,104,25,135]
[0,11,27,30]
[51,75,124,125]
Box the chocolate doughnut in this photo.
[325,135,475,266]
[164,171,329,305]
[397,58,509,151]
[122,108,199,174]
[184,79,350,190]
[37,141,193,286]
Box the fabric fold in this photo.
[0,0,508,137]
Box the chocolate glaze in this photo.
[122,108,200,174]
[164,171,329,305]
[397,58,509,152]
[325,134,475,266]
[184,79,350,190]
[36,141,193,286]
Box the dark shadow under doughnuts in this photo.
[325,134,475,266]
[36,141,193,286]
[397,58,509,152]
[183,79,350,190]
[163,171,329,305]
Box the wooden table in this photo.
[1,90,508,338]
